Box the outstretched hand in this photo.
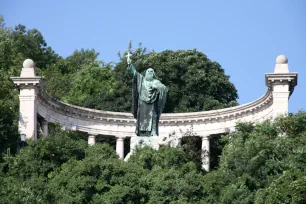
[127,57,131,65]
[126,52,132,65]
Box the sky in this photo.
[1,0,306,113]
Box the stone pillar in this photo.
[11,59,41,140]
[116,136,125,159]
[201,136,210,172]
[88,135,96,146]
[272,84,290,119]
[19,87,38,140]
[41,120,48,137]
[265,55,297,120]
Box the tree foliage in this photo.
[0,130,87,203]
[41,43,238,113]
[87,45,238,113]
[202,112,306,203]
[1,112,306,203]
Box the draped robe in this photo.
[130,65,167,136]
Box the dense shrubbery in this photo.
[1,112,306,203]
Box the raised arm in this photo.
[126,52,137,76]
[128,63,137,76]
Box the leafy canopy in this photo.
[1,112,306,203]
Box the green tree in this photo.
[11,24,58,69]
[64,62,116,107]
[0,73,19,157]
[48,144,121,203]
[0,130,87,203]
[93,46,238,113]
[47,146,207,203]
[201,111,306,203]
[1,112,306,203]
[42,49,117,107]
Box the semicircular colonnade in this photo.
[11,56,298,171]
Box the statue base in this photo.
[124,136,160,161]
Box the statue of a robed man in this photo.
[127,53,167,136]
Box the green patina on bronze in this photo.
[128,64,167,136]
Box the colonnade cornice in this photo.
[37,81,273,125]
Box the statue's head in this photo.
[169,129,176,137]
[145,68,155,81]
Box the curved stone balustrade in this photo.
[36,83,274,137]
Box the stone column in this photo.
[88,135,96,146]
[41,120,48,137]
[272,84,290,119]
[19,87,38,140]
[11,59,41,140]
[265,55,297,120]
[201,136,210,172]
[116,136,125,159]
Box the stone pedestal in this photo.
[124,136,160,161]
[130,136,160,150]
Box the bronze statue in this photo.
[127,52,167,136]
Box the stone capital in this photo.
[201,135,210,140]
[116,136,126,140]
